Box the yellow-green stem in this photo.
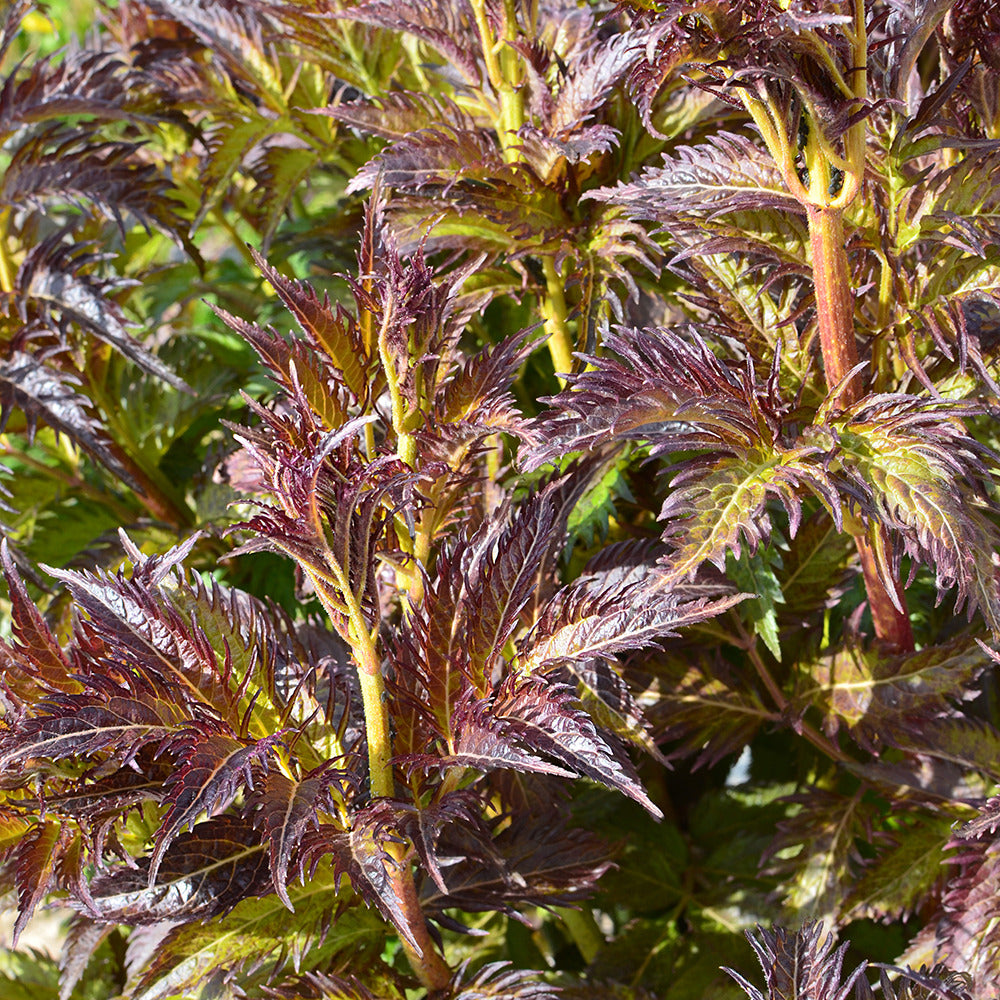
[471,0,505,98]
[308,570,450,990]
[376,304,417,468]
[471,0,524,162]
[541,256,574,379]
[0,209,14,293]
[357,668,394,799]
[739,94,809,203]
[834,0,868,209]
[313,564,395,799]
[498,0,525,141]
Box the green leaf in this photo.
[590,921,749,999]
[776,511,853,635]
[660,447,836,584]
[726,543,784,660]
[594,804,687,915]
[130,867,388,1000]
[844,813,955,922]
[565,451,634,552]
[687,784,790,926]
[0,948,60,1000]
[765,789,877,924]
[831,397,1000,633]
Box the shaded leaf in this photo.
[75,817,272,924]
[130,868,387,1000]
[724,922,867,1000]
[0,352,136,488]
[15,237,188,390]
[149,730,282,884]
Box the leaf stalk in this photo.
[306,513,451,992]
[738,621,849,763]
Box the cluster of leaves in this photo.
[3,0,1000,998]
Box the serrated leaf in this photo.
[334,1,482,83]
[520,569,745,673]
[1,128,185,237]
[0,687,182,772]
[893,716,1000,781]
[898,825,1000,994]
[726,544,784,659]
[0,352,137,488]
[16,238,188,390]
[321,90,474,142]
[804,638,992,754]
[448,962,558,1000]
[844,813,954,923]
[420,809,612,916]
[296,802,421,953]
[263,968,405,1000]
[76,817,271,925]
[213,308,352,434]
[252,766,347,911]
[764,790,880,925]
[0,538,76,697]
[129,868,387,1000]
[588,132,806,224]
[725,923,868,1000]
[545,658,665,762]
[831,395,1000,633]
[402,685,576,781]
[248,250,374,407]
[659,448,833,584]
[524,326,786,471]
[58,915,115,1000]
[149,731,281,884]
[9,820,72,945]
[480,675,662,817]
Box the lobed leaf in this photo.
[0,351,137,489]
[15,237,188,391]
[804,638,993,755]
[831,395,1000,632]
[252,765,350,911]
[647,651,775,769]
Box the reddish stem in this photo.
[807,206,915,652]
[108,441,193,527]
[392,867,452,992]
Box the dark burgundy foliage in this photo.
[2,0,1000,997]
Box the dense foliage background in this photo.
[1,0,1000,997]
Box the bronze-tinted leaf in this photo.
[77,817,271,925]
